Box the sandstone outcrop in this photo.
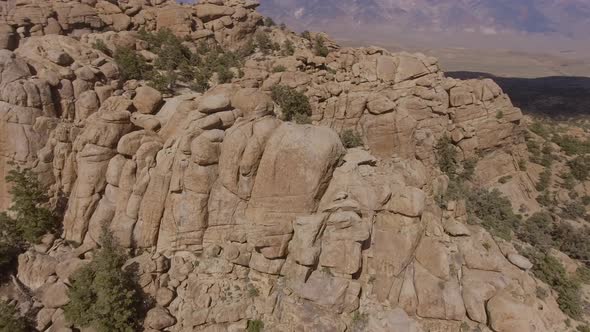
[0,1,582,332]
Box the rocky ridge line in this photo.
[0,0,581,331]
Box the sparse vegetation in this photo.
[522,248,583,319]
[263,17,276,27]
[467,188,521,241]
[272,65,286,73]
[536,169,552,191]
[271,85,311,123]
[568,155,590,181]
[113,47,149,81]
[92,39,110,55]
[247,319,264,332]
[0,300,30,332]
[0,167,57,277]
[340,129,363,148]
[254,31,279,55]
[351,311,368,331]
[247,284,260,298]
[281,39,295,56]
[435,135,458,177]
[64,225,142,332]
[301,30,311,40]
[313,35,330,57]
[552,134,590,156]
[518,212,554,249]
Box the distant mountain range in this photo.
[259,0,590,37]
[257,0,590,52]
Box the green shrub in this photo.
[459,158,477,182]
[560,202,586,220]
[92,39,110,56]
[340,130,363,148]
[313,36,329,57]
[530,121,551,139]
[552,223,590,263]
[247,319,264,332]
[0,300,30,332]
[263,17,276,27]
[1,167,57,244]
[0,167,57,277]
[281,40,295,56]
[498,175,512,184]
[496,110,504,119]
[254,31,277,55]
[517,212,554,249]
[272,65,286,73]
[523,249,583,319]
[301,30,311,40]
[114,47,149,81]
[467,188,521,240]
[568,155,590,181]
[64,225,141,332]
[271,85,311,123]
[552,134,590,156]
[576,266,590,284]
[435,135,458,177]
[149,70,177,93]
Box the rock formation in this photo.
[0,0,588,332]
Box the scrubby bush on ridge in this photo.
[271,85,311,124]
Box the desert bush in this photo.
[254,31,278,54]
[114,47,149,81]
[149,70,177,93]
[0,300,30,332]
[530,121,551,139]
[92,39,110,56]
[281,40,295,56]
[313,36,329,57]
[560,202,586,220]
[247,319,264,332]
[340,130,363,148]
[467,188,521,240]
[552,134,590,156]
[435,135,458,177]
[552,223,590,263]
[64,225,141,332]
[523,249,583,319]
[517,212,554,249]
[578,325,590,332]
[301,30,311,40]
[272,65,286,73]
[263,17,276,27]
[271,85,311,123]
[568,155,590,181]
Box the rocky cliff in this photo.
[0,1,588,332]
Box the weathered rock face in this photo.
[0,1,574,332]
[0,0,262,51]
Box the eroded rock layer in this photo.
[0,1,577,332]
